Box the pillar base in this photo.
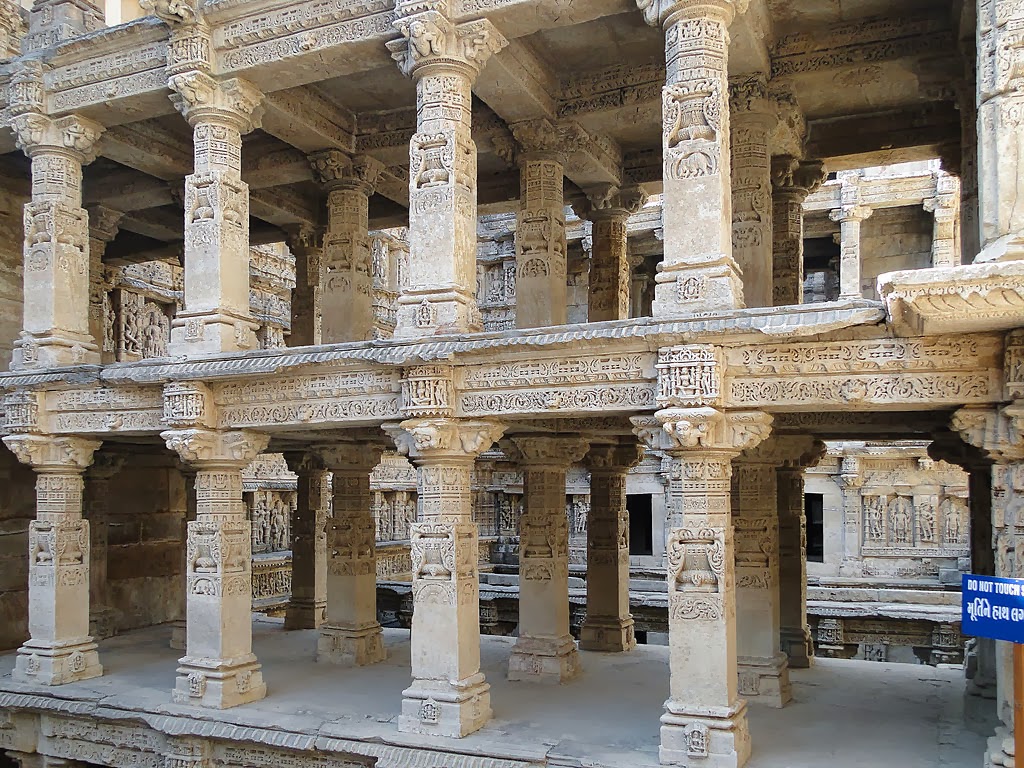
[12,640,102,685]
[169,312,259,357]
[172,655,266,709]
[393,291,480,338]
[89,606,118,641]
[508,635,580,683]
[580,617,636,652]
[660,699,750,768]
[285,599,326,630]
[317,624,385,665]
[780,626,814,669]
[984,729,1013,767]
[398,675,492,738]
[651,256,744,318]
[12,332,100,370]
[738,653,791,708]
[169,620,186,651]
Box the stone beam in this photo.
[84,172,174,211]
[250,185,319,226]
[804,173,943,214]
[805,103,960,169]
[262,85,357,154]
[476,38,559,124]
[558,62,662,120]
[242,146,315,188]
[100,120,191,181]
[119,207,185,242]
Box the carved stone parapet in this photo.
[3,434,100,472]
[388,10,507,80]
[12,113,104,165]
[161,428,269,469]
[168,71,263,134]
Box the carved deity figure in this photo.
[942,497,966,544]
[890,496,913,545]
[917,500,936,543]
[865,496,885,542]
[269,498,288,551]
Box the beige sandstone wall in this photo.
[0,188,25,370]
[0,448,36,651]
[106,460,186,632]
[859,206,933,299]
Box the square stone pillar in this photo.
[282,452,330,630]
[161,423,270,708]
[9,111,104,369]
[580,185,649,322]
[637,0,744,315]
[775,439,825,670]
[84,452,125,640]
[285,225,324,347]
[309,152,384,342]
[729,75,776,309]
[167,73,263,356]
[580,441,643,652]
[924,174,961,268]
[387,417,506,738]
[828,178,872,300]
[634,407,773,768]
[170,468,197,651]
[504,436,590,683]
[770,157,825,306]
[837,453,864,577]
[388,9,507,335]
[732,440,789,708]
[311,442,387,664]
[85,205,122,363]
[976,1,1024,262]
[2,434,102,684]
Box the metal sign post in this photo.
[963,574,1024,761]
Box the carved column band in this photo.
[161,425,269,709]
[634,406,772,768]
[389,5,507,335]
[581,442,643,652]
[312,442,387,665]
[505,435,589,683]
[639,0,744,316]
[167,73,263,355]
[771,157,825,306]
[2,434,102,685]
[11,112,104,369]
[387,417,505,738]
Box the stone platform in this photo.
[0,618,994,768]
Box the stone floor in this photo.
[0,619,997,768]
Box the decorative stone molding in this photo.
[656,344,723,408]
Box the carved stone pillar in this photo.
[84,452,125,640]
[170,468,197,651]
[510,119,568,328]
[580,441,643,652]
[388,7,507,335]
[285,225,324,347]
[829,179,872,300]
[161,422,270,708]
[10,111,104,369]
[583,185,648,322]
[837,454,864,577]
[311,442,386,664]
[85,205,122,363]
[776,439,825,670]
[955,74,980,263]
[167,73,263,355]
[975,0,1024,262]
[732,439,788,708]
[770,157,825,306]
[309,152,384,342]
[633,407,773,768]
[638,0,744,315]
[2,434,102,684]
[504,436,590,683]
[924,174,961,269]
[387,417,506,737]
[729,74,776,309]
[282,452,330,630]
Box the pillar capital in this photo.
[11,113,104,164]
[729,72,776,123]
[388,9,507,80]
[387,418,505,463]
[829,204,872,224]
[632,407,773,456]
[510,118,575,162]
[311,440,387,473]
[580,184,649,221]
[502,435,590,469]
[160,428,269,470]
[284,222,325,253]
[583,441,644,472]
[637,0,741,29]
[771,156,826,198]
[738,435,824,468]
[309,150,384,195]
[953,403,1024,463]
[2,434,101,472]
[168,71,263,134]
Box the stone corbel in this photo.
[386,418,505,462]
[3,434,101,472]
[309,150,385,196]
[578,183,649,221]
[583,440,644,472]
[501,435,591,469]
[388,11,507,79]
[12,112,104,163]
[168,71,263,133]
[632,407,772,454]
[636,0,743,28]
[161,427,269,468]
[952,403,1024,463]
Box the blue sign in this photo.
[963,574,1024,643]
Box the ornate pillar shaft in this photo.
[976,0,1024,260]
[313,443,385,664]
[162,417,269,709]
[956,75,981,263]
[285,226,324,347]
[86,205,122,363]
[310,152,383,342]
[729,75,775,309]
[283,453,330,630]
[389,9,506,335]
[732,446,788,708]
[170,469,197,651]
[639,0,743,315]
[581,442,642,652]
[167,73,263,355]
[387,416,505,738]
[584,185,648,322]
[634,404,773,768]
[770,158,825,306]
[84,453,124,640]
[11,112,104,368]
[2,434,102,684]
[837,455,864,577]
